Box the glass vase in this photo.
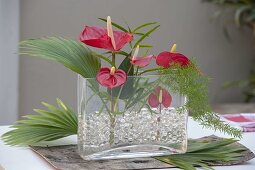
[77,74,188,160]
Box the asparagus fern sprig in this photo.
[159,62,242,138]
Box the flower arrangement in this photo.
[2,16,241,148]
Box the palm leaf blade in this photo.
[20,37,101,78]
[1,99,78,146]
[156,137,245,170]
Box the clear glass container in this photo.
[78,74,188,160]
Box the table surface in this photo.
[0,118,254,170]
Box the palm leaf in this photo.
[1,99,78,146]
[156,137,246,170]
[20,37,101,78]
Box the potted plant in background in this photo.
[204,0,255,102]
[2,16,241,161]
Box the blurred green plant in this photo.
[223,67,255,102]
[204,0,255,102]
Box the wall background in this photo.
[0,0,19,124]
[19,0,254,116]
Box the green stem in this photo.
[112,52,116,66]
[135,67,139,76]
[88,82,111,114]
[139,67,164,75]
[127,77,162,113]
[157,104,161,141]
[113,65,133,111]
[93,52,114,66]
[110,90,116,146]
[109,113,115,146]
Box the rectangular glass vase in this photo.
[78,74,188,160]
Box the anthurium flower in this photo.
[148,86,172,108]
[130,45,153,67]
[156,44,190,68]
[96,67,127,89]
[80,16,133,51]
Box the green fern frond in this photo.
[1,99,77,146]
[20,37,101,78]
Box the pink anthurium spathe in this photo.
[130,45,153,67]
[80,16,133,51]
[156,44,190,68]
[96,67,127,89]
[148,86,172,108]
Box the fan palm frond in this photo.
[1,99,77,146]
[20,37,101,78]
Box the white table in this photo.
[0,118,254,170]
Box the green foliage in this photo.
[132,22,157,33]
[98,18,129,32]
[20,37,101,78]
[1,99,77,146]
[133,25,160,48]
[160,62,242,138]
[156,137,246,170]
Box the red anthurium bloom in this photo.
[148,86,172,108]
[155,44,190,68]
[156,52,189,68]
[96,67,127,89]
[130,45,153,67]
[80,16,133,51]
[130,55,153,67]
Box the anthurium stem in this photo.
[110,90,116,146]
[109,113,115,146]
[112,52,116,66]
[135,67,139,76]
[139,67,164,75]
[113,65,133,111]
[93,52,114,66]
[157,104,161,141]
